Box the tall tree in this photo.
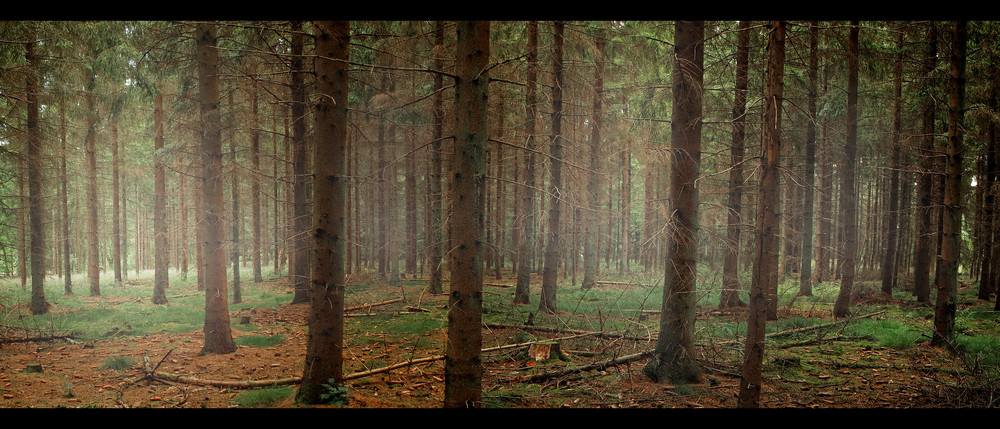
[426,21,445,295]
[720,20,750,309]
[250,68,263,283]
[833,21,861,318]
[880,29,904,297]
[739,20,785,408]
[84,72,100,297]
[539,21,565,314]
[112,123,123,286]
[229,92,242,305]
[197,22,236,355]
[152,83,169,305]
[799,22,819,297]
[290,20,311,304]
[444,20,489,408]
[297,20,350,404]
[59,97,71,295]
[933,21,967,346]
[582,31,606,290]
[913,23,938,304]
[26,35,48,315]
[643,20,705,385]
[514,21,539,305]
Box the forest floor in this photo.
[0,274,996,409]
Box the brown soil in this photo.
[0,279,982,409]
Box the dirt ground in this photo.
[0,281,982,409]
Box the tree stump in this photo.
[527,342,561,362]
[25,363,43,373]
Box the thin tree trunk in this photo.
[60,97,72,295]
[85,74,100,297]
[444,20,489,409]
[229,92,242,305]
[197,23,236,355]
[880,29,904,297]
[152,87,169,305]
[426,21,445,295]
[720,20,750,309]
[833,22,861,318]
[514,21,539,305]
[799,22,819,297]
[540,21,565,314]
[914,23,937,304]
[739,20,785,408]
[250,79,263,283]
[112,123,122,286]
[290,21,310,304]
[582,33,605,290]
[297,20,350,404]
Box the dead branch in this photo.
[513,349,656,384]
[767,310,887,339]
[345,297,404,313]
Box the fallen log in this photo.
[345,297,404,313]
[513,349,656,384]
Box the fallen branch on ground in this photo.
[345,297,404,313]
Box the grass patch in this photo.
[99,356,135,371]
[846,319,922,350]
[235,334,286,348]
[230,386,294,408]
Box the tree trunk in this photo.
[152,86,169,305]
[833,22,860,319]
[26,38,48,315]
[112,123,122,286]
[739,20,785,408]
[514,21,539,305]
[983,56,1000,302]
[643,20,704,385]
[60,97,72,295]
[297,21,350,404]
[290,20,311,304]
[540,21,565,314]
[197,23,236,355]
[426,21,446,295]
[444,20,489,409]
[880,30,904,297]
[934,21,966,346]
[582,33,605,290]
[913,23,937,304]
[85,73,100,297]
[720,20,750,309]
[799,22,819,297]
[229,92,242,305]
[250,78,263,283]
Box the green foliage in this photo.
[235,334,285,348]
[99,356,135,371]
[319,379,349,406]
[846,319,921,350]
[230,387,294,408]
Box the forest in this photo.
[1,19,999,409]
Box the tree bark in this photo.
[799,22,819,297]
[833,22,861,319]
[934,21,966,346]
[26,38,48,315]
[250,78,263,283]
[197,23,236,355]
[540,21,565,314]
[738,20,785,408]
[444,20,489,409]
[59,97,72,295]
[426,21,445,295]
[152,86,169,305]
[112,123,122,286]
[880,29,904,297]
[297,20,350,405]
[913,23,937,304]
[643,20,705,385]
[229,92,242,305]
[290,20,311,304]
[84,72,100,297]
[720,20,750,309]
[514,21,539,305]
[582,33,605,290]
